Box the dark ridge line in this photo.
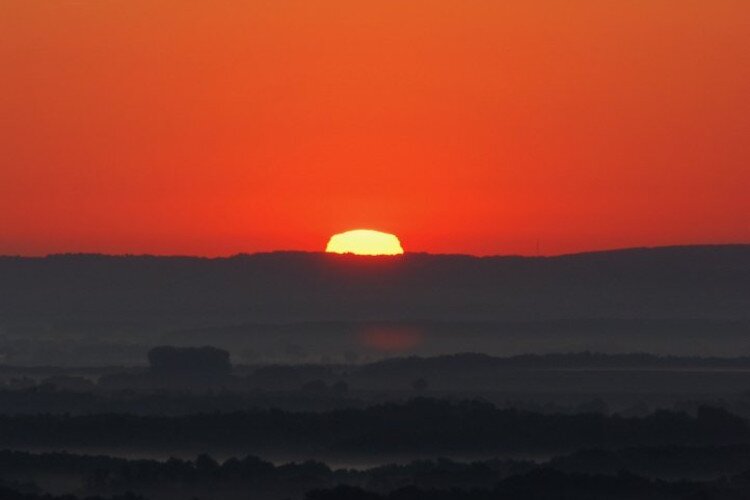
[0,243,749,261]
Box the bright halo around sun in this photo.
[325,229,404,256]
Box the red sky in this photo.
[1,0,749,256]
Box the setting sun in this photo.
[325,230,404,256]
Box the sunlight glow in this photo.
[325,229,404,256]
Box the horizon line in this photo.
[1,243,748,260]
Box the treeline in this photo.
[0,483,143,500]
[0,400,746,454]
[307,469,750,500]
[9,449,750,500]
[550,445,750,479]
[7,445,750,488]
[363,351,750,371]
[0,450,533,500]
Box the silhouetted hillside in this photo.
[0,400,745,456]
[1,246,748,323]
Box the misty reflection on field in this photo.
[359,325,424,352]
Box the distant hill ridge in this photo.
[3,242,749,260]
[1,245,749,323]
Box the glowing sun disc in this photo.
[325,229,404,256]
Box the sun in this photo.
[325,229,404,256]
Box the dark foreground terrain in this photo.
[8,444,750,500]
[0,400,745,457]
[4,352,750,499]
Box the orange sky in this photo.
[1,0,749,256]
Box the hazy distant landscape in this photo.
[1,246,749,366]
[0,246,749,498]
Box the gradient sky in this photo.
[1,1,748,256]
